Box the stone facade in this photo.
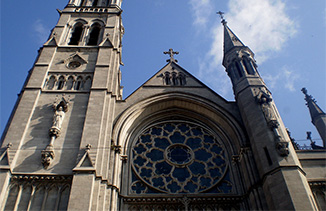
[0,1,325,210]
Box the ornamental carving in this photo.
[131,122,232,194]
[255,88,278,129]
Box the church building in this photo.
[1,0,325,210]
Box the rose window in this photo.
[131,122,229,194]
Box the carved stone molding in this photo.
[11,174,72,183]
[123,195,243,210]
[276,141,289,157]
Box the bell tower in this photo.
[1,0,124,210]
[221,16,318,210]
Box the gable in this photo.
[143,62,205,87]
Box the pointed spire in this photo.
[302,88,326,147]
[223,24,245,54]
[217,11,246,54]
[302,88,325,120]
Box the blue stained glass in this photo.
[188,162,206,175]
[194,149,212,161]
[172,167,190,182]
[200,177,212,188]
[211,144,222,154]
[146,149,164,162]
[152,177,164,187]
[186,138,202,149]
[168,146,191,164]
[146,162,153,167]
[134,156,146,167]
[191,128,203,136]
[184,181,198,192]
[131,181,146,194]
[134,144,146,154]
[213,156,226,166]
[209,167,222,178]
[140,168,152,178]
[155,161,172,175]
[141,135,151,143]
[164,123,175,132]
[165,176,172,182]
[218,181,232,193]
[204,135,214,143]
[151,127,162,135]
[145,143,152,148]
[154,138,170,149]
[167,181,181,193]
[170,132,185,144]
[178,124,189,132]
[132,121,229,194]
[185,132,192,136]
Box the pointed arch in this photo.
[87,22,102,45]
[66,76,75,90]
[75,76,84,90]
[46,75,56,90]
[57,76,65,90]
[69,22,84,45]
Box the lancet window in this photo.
[57,76,65,90]
[44,74,92,91]
[68,23,84,45]
[3,175,71,211]
[160,71,187,86]
[242,57,255,75]
[87,23,101,46]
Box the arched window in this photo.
[83,76,92,90]
[46,76,56,90]
[66,76,74,90]
[69,23,84,45]
[243,58,255,75]
[75,76,83,90]
[178,72,186,86]
[235,61,244,78]
[171,72,178,85]
[164,72,171,85]
[87,23,101,46]
[57,76,65,90]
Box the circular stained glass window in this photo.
[131,122,228,194]
[67,60,81,69]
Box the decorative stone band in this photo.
[123,195,243,210]
[11,174,72,183]
[123,195,244,204]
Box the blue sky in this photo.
[1,0,325,147]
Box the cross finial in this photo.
[164,48,179,63]
[217,11,227,25]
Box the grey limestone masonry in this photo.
[1,0,325,210]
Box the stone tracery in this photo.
[131,122,232,194]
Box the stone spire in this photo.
[302,88,326,147]
[223,24,246,55]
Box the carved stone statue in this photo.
[260,96,279,129]
[52,106,65,130]
[256,88,279,129]
[42,96,70,169]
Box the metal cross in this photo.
[217,11,227,25]
[164,48,179,63]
